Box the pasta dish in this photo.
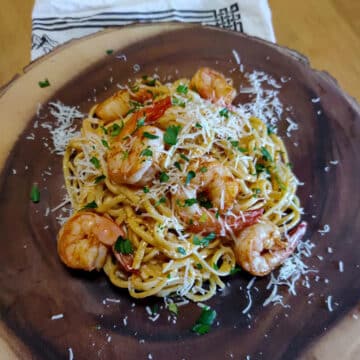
[57,67,307,302]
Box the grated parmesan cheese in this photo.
[68,348,74,360]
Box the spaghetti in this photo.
[57,68,305,302]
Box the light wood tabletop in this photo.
[0,1,359,359]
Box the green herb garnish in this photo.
[193,232,216,247]
[177,247,186,255]
[81,200,98,210]
[174,161,182,170]
[192,307,217,335]
[199,166,207,173]
[195,122,202,129]
[267,125,276,135]
[110,122,123,137]
[101,139,110,149]
[141,148,153,157]
[38,79,50,88]
[94,175,106,184]
[171,97,186,108]
[155,197,166,206]
[219,108,229,118]
[196,263,203,270]
[30,183,40,203]
[180,153,190,162]
[176,84,188,95]
[143,186,150,193]
[261,146,273,162]
[164,125,181,146]
[168,303,178,315]
[229,265,242,275]
[114,236,133,254]
[101,126,108,135]
[184,198,197,207]
[185,170,196,185]
[106,49,114,55]
[90,157,100,169]
[143,132,159,139]
[198,193,212,209]
[159,172,169,183]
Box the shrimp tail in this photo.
[286,221,308,250]
[112,247,137,274]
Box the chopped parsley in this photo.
[122,151,129,159]
[155,197,166,206]
[230,140,247,153]
[185,170,196,185]
[255,163,270,175]
[143,186,150,193]
[114,236,133,255]
[213,263,219,270]
[174,161,182,170]
[184,198,197,207]
[100,126,108,135]
[219,108,229,118]
[130,84,139,93]
[143,132,159,139]
[106,49,114,55]
[180,153,190,162]
[164,125,181,146]
[196,263,203,270]
[81,200,98,210]
[159,172,169,183]
[261,146,273,162]
[142,77,156,86]
[287,162,294,169]
[195,122,202,129]
[168,303,178,315]
[90,157,100,169]
[215,210,220,219]
[110,122,123,137]
[101,139,109,149]
[267,125,276,135]
[192,307,217,335]
[30,183,40,203]
[136,117,146,129]
[229,265,242,275]
[176,84,188,95]
[94,175,106,184]
[171,97,186,108]
[193,232,216,247]
[199,166,207,173]
[177,247,186,255]
[38,79,50,88]
[141,148,153,157]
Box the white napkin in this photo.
[31,0,275,60]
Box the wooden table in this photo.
[0,1,359,359]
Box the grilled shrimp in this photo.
[57,212,123,271]
[106,97,171,186]
[58,212,135,272]
[95,88,155,123]
[190,67,236,105]
[175,159,263,235]
[107,126,164,186]
[234,220,307,276]
[95,90,131,123]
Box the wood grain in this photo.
[1,1,359,101]
[0,24,359,360]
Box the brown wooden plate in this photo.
[0,23,359,359]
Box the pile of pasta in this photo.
[60,68,302,301]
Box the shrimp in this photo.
[107,97,171,186]
[107,125,164,186]
[175,159,263,235]
[234,220,308,276]
[190,67,236,105]
[95,90,131,123]
[57,212,136,272]
[95,88,156,123]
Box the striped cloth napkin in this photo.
[31,0,275,60]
